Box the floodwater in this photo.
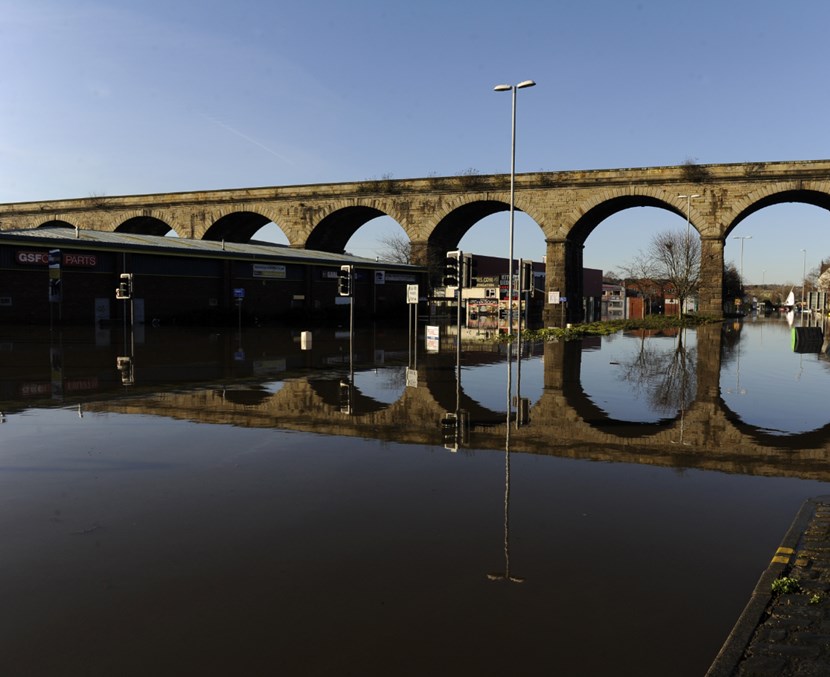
[1,315,829,676]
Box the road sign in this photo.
[233,288,245,299]
[426,325,439,352]
[407,284,419,304]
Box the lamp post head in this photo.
[494,80,536,92]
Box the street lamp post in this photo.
[677,194,701,314]
[494,80,535,338]
[677,193,701,240]
[801,248,807,310]
[733,235,752,291]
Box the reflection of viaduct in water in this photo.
[86,324,830,480]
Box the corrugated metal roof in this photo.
[0,227,421,270]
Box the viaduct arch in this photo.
[3,159,830,324]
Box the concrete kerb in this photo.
[705,495,829,676]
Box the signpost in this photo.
[233,288,245,337]
[47,249,62,328]
[548,290,568,326]
[407,284,419,373]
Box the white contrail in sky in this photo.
[202,114,293,165]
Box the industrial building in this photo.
[0,227,424,326]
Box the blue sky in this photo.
[2,0,830,285]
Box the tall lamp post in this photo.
[677,194,700,314]
[677,193,701,240]
[733,235,752,294]
[801,248,807,310]
[494,80,535,337]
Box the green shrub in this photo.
[771,577,801,595]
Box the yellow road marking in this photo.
[771,546,795,564]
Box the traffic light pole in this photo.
[456,256,462,374]
[115,271,135,386]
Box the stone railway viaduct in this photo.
[3,159,830,324]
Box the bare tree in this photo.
[617,251,660,315]
[615,329,697,417]
[648,229,700,319]
[806,265,820,292]
[376,232,411,264]
[649,331,697,416]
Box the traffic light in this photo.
[339,378,353,414]
[338,265,352,297]
[520,260,533,293]
[441,413,459,452]
[116,356,134,386]
[443,251,460,287]
[115,273,132,300]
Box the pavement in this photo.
[707,495,830,676]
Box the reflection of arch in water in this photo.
[716,321,830,449]
[305,348,537,424]
[553,339,678,437]
[217,386,274,407]
[545,323,830,449]
[307,376,390,415]
[420,351,510,426]
[352,367,406,405]
[718,397,830,450]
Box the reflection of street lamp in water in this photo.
[487,424,525,584]
[725,326,747,396]
[671,328,691,446]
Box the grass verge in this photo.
[508,314,723,342]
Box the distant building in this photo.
[437,252,603,331]
[604,278,697,318]
[583,268,603,322]
[601,284,626,320]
